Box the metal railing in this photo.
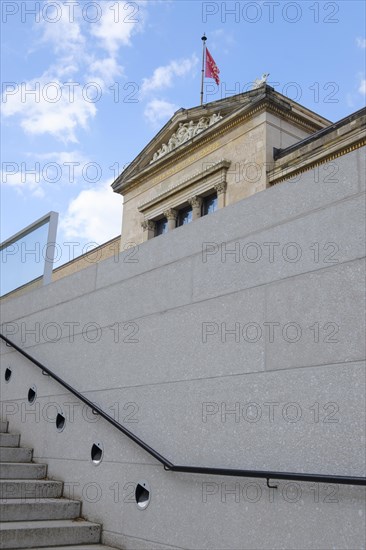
[1,333,365,487]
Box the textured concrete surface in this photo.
[0,421,8,433]
[0,462,47,479]
[0,433,20,447]
[40,547,119,550]
[0,498,81,521]
[0,479,63,499]
[0,520,101,548]
[0,447,32,463]
[0,148,365,549]
[0,426,117,549]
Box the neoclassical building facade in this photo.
[112,85,333,248]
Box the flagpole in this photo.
[200,33,207,105]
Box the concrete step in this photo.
[0,479,63,499]
[0,447,32,463]
[0,427,114,550]
[0,519,101,548]
[0,420,8,433]
[40,547,119,550]
[0,462,47,479]
[0,433,20,447]
[0,498,81,521]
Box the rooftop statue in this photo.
[252,73,270,89]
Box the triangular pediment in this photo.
[150,111,225,164]
[112,86,331,194]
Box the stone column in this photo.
[188,196,203,221]
[215,181,227,209]
[141,220,155,241]
[164,209,178,231]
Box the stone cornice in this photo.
[268,112,366,184]
[138,160,231,216]
[269,138,366,185]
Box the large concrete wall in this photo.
[1,147,365,550]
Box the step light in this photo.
[135,480,151,510]
[91,442,103,465]
[28,386,37,404]
[4,368,12,382]
[56,412,66,432]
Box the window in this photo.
[202,193,218,216]
[177,206,192,226]
[155,217,168,236]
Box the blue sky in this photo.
[1,0,365,269]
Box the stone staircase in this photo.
[0,419,117,549]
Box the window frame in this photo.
[155,217,168,236]
[201,192,218,217]
[177,206,193,227]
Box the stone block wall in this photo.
[1,148,365,550]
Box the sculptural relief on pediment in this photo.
[150,113,223,164]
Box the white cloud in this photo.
[0,166,45,197]
[3,1,146,143]
[358,78,366,95]
[356,37,366,48]
[141,55,199,95]
[1,77,97,143]
[86,57,124,87]
[60,181,122,243]
[35,150,89,165]
[90,1,144,54]
[38,1,85,56]
[144,99,178,126]
[346,73,366,106]
[35,1,86,81]
[33,150,91,186]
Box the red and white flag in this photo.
[205,48,220,85]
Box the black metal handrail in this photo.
[1,333,365,487]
